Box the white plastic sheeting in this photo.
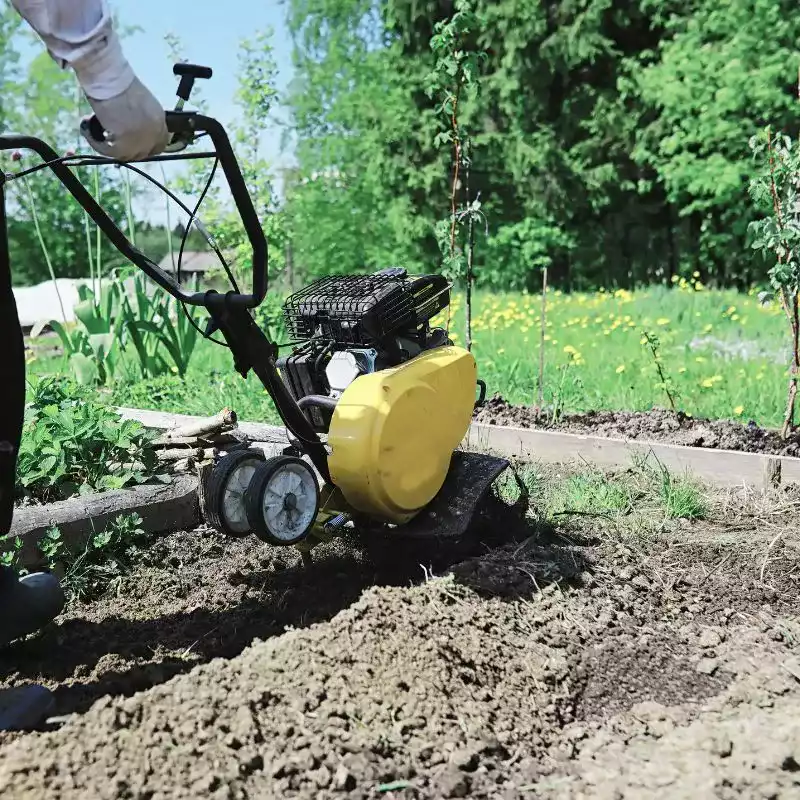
[14,278,89,328]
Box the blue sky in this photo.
[119,0,296,169]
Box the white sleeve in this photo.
[9,0,135,100]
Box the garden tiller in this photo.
[0,64,511,556]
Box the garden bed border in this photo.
[119,407,800,491]
[7,406,799,566]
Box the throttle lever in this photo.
[173,63,213,109]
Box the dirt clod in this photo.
[1,490,799,799]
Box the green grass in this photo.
[658,469,709,520]
[518,459,710,525]
[28,281,791,428]
[444,281,789,428]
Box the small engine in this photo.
[276,267,452,431]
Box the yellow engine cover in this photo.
[327,346,477,524]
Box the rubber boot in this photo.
[0,685,55,731]
[0,566,65,646]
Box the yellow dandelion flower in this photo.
[734,405,744,416]
[656,317,670,326]
[616,365,626,374]
[678,367,687,374]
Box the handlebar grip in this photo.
[173,63,213,79]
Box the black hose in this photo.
[297,395,338,412]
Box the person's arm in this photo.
[9,0,169,161]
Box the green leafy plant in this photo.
[44,270,200,385]
[37,526,64,564]
[44,279,125,385]
[658,467,708,520]
[122,272,201,379]
[1,536,26,576]
[252,292,289,344]
[426,0,487,344]
[17,377,160,502]
[748,126,800,437]
[36,513,150,602]
[640,330,680,412]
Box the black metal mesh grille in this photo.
[283,273,449,345]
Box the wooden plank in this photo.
[6,475,200,568]
[116,407,288,444]
[116,406,800,490]
[464,422,800,489]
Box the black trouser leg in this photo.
[0,183,24,539]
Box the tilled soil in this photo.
[473,396,800,456]
[1,501,799,799]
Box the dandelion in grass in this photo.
[616,365,625,374]
[656,317,670,326]
[734,405,744,416]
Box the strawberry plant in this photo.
[17,377,161,503]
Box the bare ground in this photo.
[473,396,800,456]
[0,473,799,799]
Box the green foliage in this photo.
[425,0,486,284]
[17,377,160,502]
[552,472,634,515]
[36,513,151,602]
[748,129,800,293]
[285,0,800,292]
[658,469,709,520]
[747,126,800,435]
[0,536,25,576]
[47,272,200,386]
[122,272,201,379]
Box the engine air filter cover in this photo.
[282,272,449,346]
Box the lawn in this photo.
[28,279,790,428]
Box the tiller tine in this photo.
[390,450,511,540]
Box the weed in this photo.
[640,330,680,412]
[495,463,542,507]
[37,513,150,602]
[0,536,26,576]
[550,472,633,517]
[659,469,709,520]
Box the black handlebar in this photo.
[0,110,268,312]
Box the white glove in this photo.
[80,77,170,162]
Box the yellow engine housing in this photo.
[327,345,477,524]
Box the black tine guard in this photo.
[386,451,511,540]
